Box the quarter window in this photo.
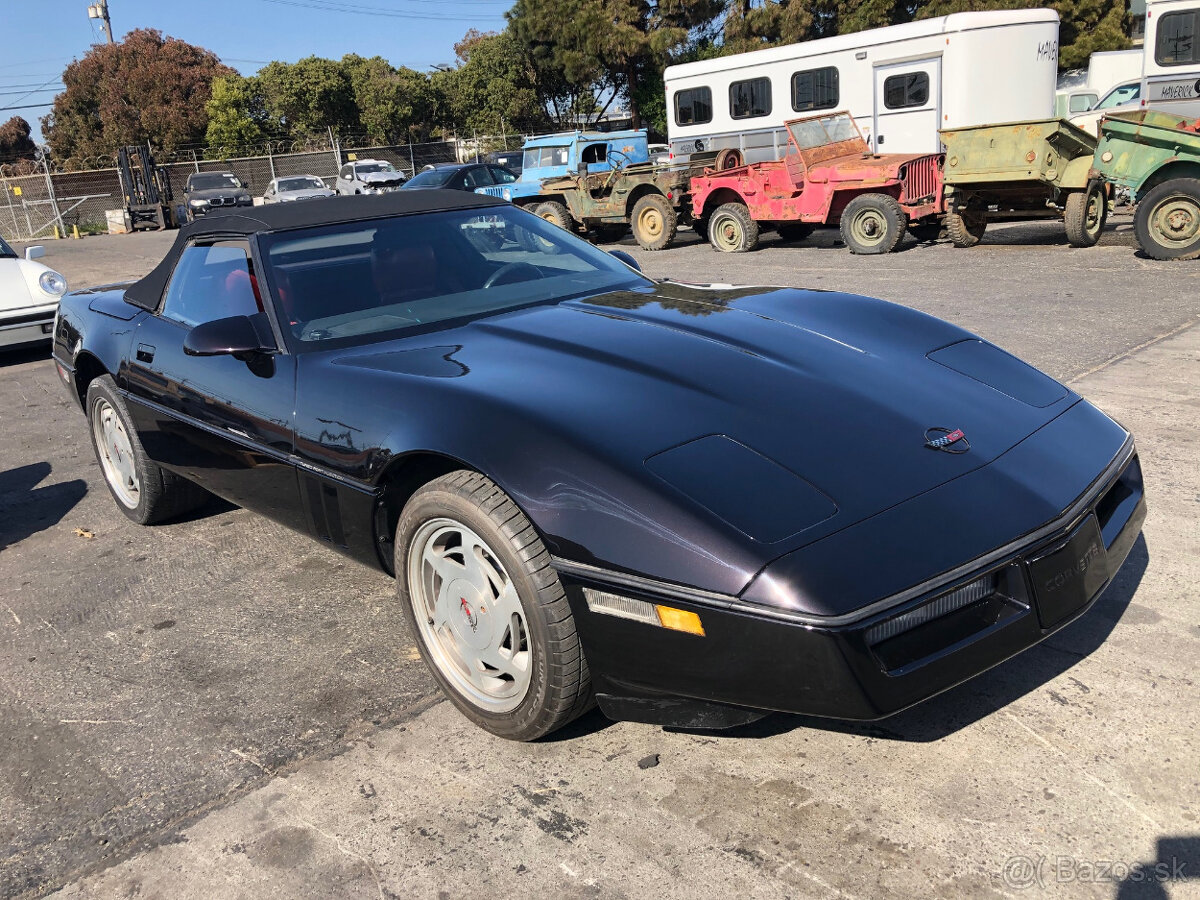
[489,166,517,184]
[730,77,772,119]
[791,67,839,112]
[1156,10,1199,66]
[161,242,263,328]
[883,72,930,109]
[674,87,713,126]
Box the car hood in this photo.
[279,188,335,201]
[188,188,250,201]
[358,172,406,186]
[336,282,1076,560]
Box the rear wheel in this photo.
[1134,178,1200,260]
[946,211,987,248]
[708,202,759,253]
[775,223,814,243]
[1064,182,1108,248]
[534,200,573,232]
[840,193,907,255]
[86,375,209,525]
[630,193,677,251]
[397,471,592,741]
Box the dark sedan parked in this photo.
[52,191,1146,740]
[402,162,517,193]
[183,171,253,220]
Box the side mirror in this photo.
[184,313,274,357]
[25,245,45,261]
[609,249,641,272]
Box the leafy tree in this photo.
[342,55,435,142]
[42,29,233,160]
[437,31,549,136]
[204,75,266,151]
[0,117,38,165]
[255,56,358,138]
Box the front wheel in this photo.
[630,193,677,251]
[534,200,573,232]
[396,471,593,741]
[1064,182,1108,248]
[86,375,209,524]
[946,212,987,248]
[1134,178,1200,260]
[708,202,759,253]
[839,193,907,255]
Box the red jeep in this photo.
[689,111,944,254]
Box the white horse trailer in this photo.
[664,9,1060,162]
[1143,0,1200,118]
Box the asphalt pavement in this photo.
[2,220,1198,899]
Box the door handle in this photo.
[877,135,885,145]
[136,343,156,363]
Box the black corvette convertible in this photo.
[52,191,1145,740]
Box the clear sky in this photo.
[1,0,514,144]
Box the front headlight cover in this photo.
[38,270,67,297]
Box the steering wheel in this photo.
[601,149,632,191]
[483,261,546,289]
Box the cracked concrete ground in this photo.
[2,219,1198,898]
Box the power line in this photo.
[253,0,507,22]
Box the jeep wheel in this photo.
[535,201,573,232]
[1064,182,1107,248]
[840,194,907,255]
[708,202,759,253]
[631,194,677,251]
[946,212,987,248]
[1134,178,1200,261]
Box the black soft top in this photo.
[124,189,506,310]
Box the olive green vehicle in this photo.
[1090,110,1200,260]
[531,163,695,251]
[939,119,1107,248]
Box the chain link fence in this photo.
[0,136,483,241]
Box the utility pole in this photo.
[87,1,114,44]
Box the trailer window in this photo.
[674,87,713,126]
[1156,10,1199,66]
[730,77,772,120]
[883,72,930,109]
[791,67,839,112]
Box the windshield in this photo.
[260,205,647,351]
[787,113,861,150]
[356,162,397,175]
[404,168,457,188]
[1095,82,1140,110]
[278,176,326,192]
[189,173,241,191]
[522,145,569,170]
[0,236,14,258]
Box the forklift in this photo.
[116,144,178,230]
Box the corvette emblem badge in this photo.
[924,426,970,454]
[460,598,479,631]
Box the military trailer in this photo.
[1090,109,1200,259]
[939,118,1106,248]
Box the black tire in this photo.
[946,212,987,248]
[1134,178,1200,261]
[908,220,943,244]
[534,200,573,232]
[1064,182,1108,248]
[630,193,677,251]
[839,193,907,254]
[708,202,759,253]
[396,470,593,741]
[775,223,814,243]
[714,148,743,170]
[85,375,210,525]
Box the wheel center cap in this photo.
[446,578,491,649]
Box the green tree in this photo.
[342,55,434,142]
[0,116,38,165]
[438,30,549,136]
[42,29,233,160]
[256,56,358,138]
[204,75,266,151]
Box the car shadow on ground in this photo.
[671,534,1150,744]
[1116,835,1200,898]
[0,461,88,551]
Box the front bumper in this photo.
[557,444,1145,728]
[0,307,57,348]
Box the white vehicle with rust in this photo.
[0,238,67,349]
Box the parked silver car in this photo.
[262,175,336,203]
[335,159,407,195]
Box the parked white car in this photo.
[1070,79,1142,136]
[335,159,407,195]
[0,238,67,350]
[262,175,336,203]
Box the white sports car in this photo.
[0,237,67,349]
